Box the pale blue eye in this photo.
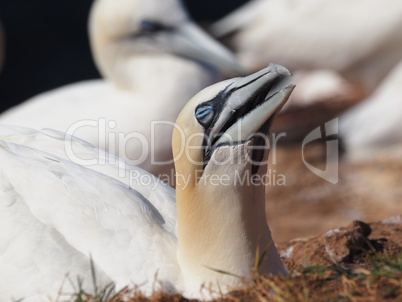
[195,105,214,128]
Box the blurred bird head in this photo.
[89,0,245,87]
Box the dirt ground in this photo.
[266,142,402,243]
[277,217,402,269]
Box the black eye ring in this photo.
[140,20,165,33]
[195,104,214,128]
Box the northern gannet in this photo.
[0,0,244,183]
[340,58,402,161]
[211,0,402,93]
[0,64,294,301]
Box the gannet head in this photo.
[172,64,294,297]
[89,0,245,86]
[173,63,294,188]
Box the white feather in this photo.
[0,127,178,300]
[340,59,402,160]
[212,0,402,92]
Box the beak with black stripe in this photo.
[173,63,294,181]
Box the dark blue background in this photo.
[0,0,248,112]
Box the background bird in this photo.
[211,0,402,156]
[340,59,402,160]
[211,0,402,94]
[0,0,244,185]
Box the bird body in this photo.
[0,0,243,182]
[340,59,402,160]
[212,0,402,92]
[0,65,293,300]
[0,134,177,301]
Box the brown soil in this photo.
[266,142,402,242]
[110,215,402,301]
[277,217,402,270]
[266,85,401,242]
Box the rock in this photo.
[277,217,402,270]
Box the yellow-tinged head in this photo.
[172,63,294,192]
[171,64,295,298]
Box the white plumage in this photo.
[212,0,402,157]
[0,133,178,301]
[340,59,402,160]
[0,0,243,183]
[0,65,293,301]
[212,0,402,93]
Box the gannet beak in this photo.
[193,63,294,172]
[174,63,294,176]
[215,85,294,146]
[210,0,261,38]
[168,22,246,76]
[207,64,293,149]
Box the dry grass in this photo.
[73,253,402,302]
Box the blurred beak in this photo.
[166,22,246,77]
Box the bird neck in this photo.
[92,44,221,97]
[175,148,286,297]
